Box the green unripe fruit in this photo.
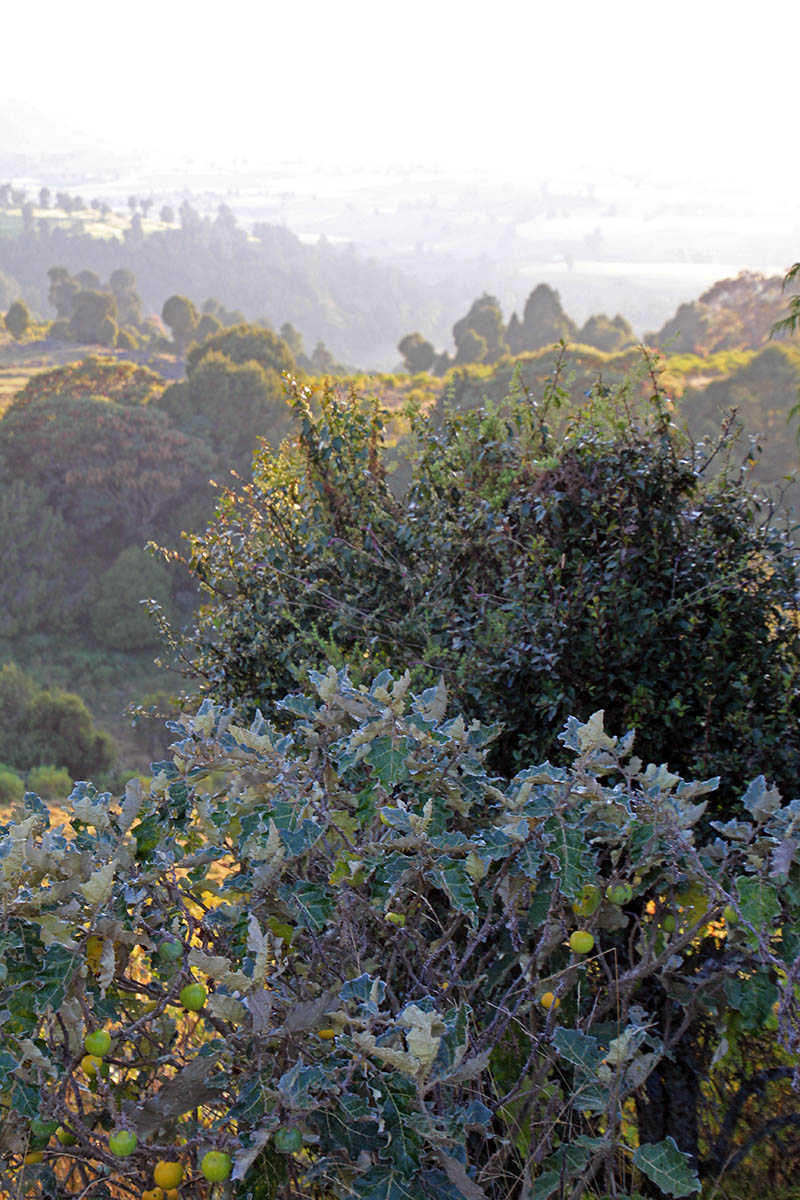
[84,1030,111,1057]
[200,1150,232,1181]
[385,912,406,927]
[179,983,207,1011]
[661,914,676,933]
[273,1127,303,1153]
[56,1126,77,1146]
[159,940,182,962]
[108,1129,138,1156]
[572,884,601,918]
[723,904,739,925]
[606,882,633,906]
[569,930,595,955]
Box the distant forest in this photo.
[0,193,441,366]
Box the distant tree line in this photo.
[398,284,637,374]
[0,194,434,365]
[397,270,797,375]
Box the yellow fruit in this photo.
[540,991,560,1010]
[142,1190,164,1200]
[384,912,406,927]
[24,1150,44,1164]
[165,1191,181,1200]
[318,1028,336,1040]
[153,1161,184,1189]
[81,1054,104,1078]
[569,930,594,955]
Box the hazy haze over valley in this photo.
[2,0,798,364]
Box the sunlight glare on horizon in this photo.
[3,0,799,196]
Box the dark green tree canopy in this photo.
[578,312,637,352]
[0,663,116,778]
[186,321,295,376]
[517,282,578,350]
[173,364,800,809]
[4,298,29,338]
[161,293,198,354]
[68,288,117,345]
[452,293,507,363]
[156,351,291,474]
[0,391,213,548]
[398,331,436,373]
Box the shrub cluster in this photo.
[176,361,800,807]
[1,668,799,1199]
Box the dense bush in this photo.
[25,764,72,801]
[156,350,292,475]
[0,480,77,636]
[12,357,166,409]
[91,546,174,651]
[0,391,214,554]
[0,663,116,780]
[0,765,24,805]
[175,361,800,807]
[1,668,799,1199]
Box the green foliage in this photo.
[161,294,198,354]
[177,363,800,808]
[186,321,295,377]
[680,342,800,505]
[0,670,798,1198]
[68,289,117,345]
[650,271,793,355]
[578,312,637,353]
[0,390,214,551]
[452,293,507,364]
[4,299,30,339]
[0,663,116,779]
[0,765,24,805]
[0,480,77,636]
[91,546,174,651]
[772,261,800,338]
[25,765,71,800]
[156,350,291,474]
[397,331,436,373]
[507,283,578,353]
[13,356,165,408]
[453,326,488,365]
[20,689,116,779]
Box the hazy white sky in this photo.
[4,0,800,190]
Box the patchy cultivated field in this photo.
[0,338,92,413]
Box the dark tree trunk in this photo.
[636,1033,701,1199]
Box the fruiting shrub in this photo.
[1,667,799,1198]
